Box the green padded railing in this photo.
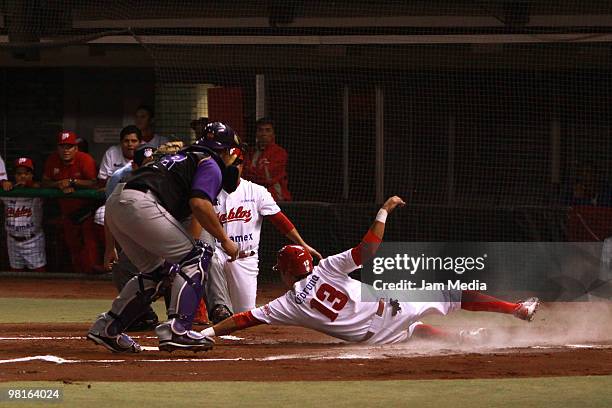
[0,188,105,199]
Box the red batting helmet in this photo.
[274,245,314,277]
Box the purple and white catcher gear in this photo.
[157,242,215,352]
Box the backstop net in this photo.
[1,1,611,299]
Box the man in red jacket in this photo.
[43,131,98,273]
[243,118,292,201]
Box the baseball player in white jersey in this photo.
[1,157,46,271]
[205,148,321,319]
[202,196,540,344]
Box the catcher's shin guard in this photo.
[166,243,214,335]
[89,264,172,337]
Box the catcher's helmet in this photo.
[273,245,314,278]
[193,121,241,151]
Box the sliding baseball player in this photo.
[202,196,540,344]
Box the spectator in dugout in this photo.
[134,104,168,148]
[0,154,8,189]
[243,117,292,201]
[42,131,99,274]
[1,157,46,272]
[97,125,142,185]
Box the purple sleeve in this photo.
[191,158,222,202]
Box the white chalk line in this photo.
[1,336,610,365]
[0,354,318,365]
[3,343,611,365]
[0,335,243,341]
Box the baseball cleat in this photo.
[513,297,540,322]
[126,309,160,332]
[458,328,489,345]
[87,332,142,353]
[158,333,215,353]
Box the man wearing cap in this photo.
[42,131,98,274]
[1,157,46,271]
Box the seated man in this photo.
[98,125,142,185]
[202,196,540,345]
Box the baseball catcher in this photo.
[88,122,241,353]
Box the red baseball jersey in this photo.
[243,143,292,202]
[44,151,97,215]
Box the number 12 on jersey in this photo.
[309,283,349,321]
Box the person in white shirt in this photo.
[0,154,9,190]
[98,125,142,184]
[135,105,168,148]
[202,196,541,345]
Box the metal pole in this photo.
[447,115,456,206]
[343,85,349,200]
[375,86,384,204]
[256,74,266,119]
[551,119,560,185]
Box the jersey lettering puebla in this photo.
[125,149,222,221]
[2,197,43,237]
[214,179,280,253]
[251,250,379,342]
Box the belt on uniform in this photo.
[124,182,149,194]
[362,300,385,342]
[9,234,35,242]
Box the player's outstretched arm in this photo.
[201,310,264,337]
[351,195,405,266]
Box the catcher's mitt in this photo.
[155,141,184,155]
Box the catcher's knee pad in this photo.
[181,241,214,277]
[101,265,170,336]
[166,244,214,334]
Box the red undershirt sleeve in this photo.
[231,310,264,330]
[268,211,295,235]
[350,230,383,266]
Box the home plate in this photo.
[141,336,242,351]
[219,335,243,341]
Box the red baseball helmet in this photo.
[274,245,314,277]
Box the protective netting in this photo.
[1,2,612,298]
